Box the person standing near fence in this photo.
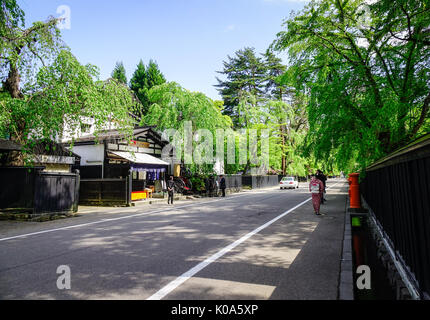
[167,176,175,204]
[220,175,226,197]
[309,174,324,215]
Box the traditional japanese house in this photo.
[0,139,81,215]
[64,126,171,200]
[0,138,80,172]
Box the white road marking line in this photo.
[0,201,207,242]
[0,186,287,242]
[147,182,342,300]
[0,181,343,244]
[146,198,311,300]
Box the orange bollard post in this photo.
[348,173,361,209]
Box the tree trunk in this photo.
[4,61,26,143]
[280,124,286,175]
[242,159,251,175]
[378,131,392,153]
[4,63,23,99]
[279,88,286,175]
[4,62,26,164]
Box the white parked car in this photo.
[279,176,299,189]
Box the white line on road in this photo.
[0,186,283,242]
[0,200,225,242]
[147,182,342,300]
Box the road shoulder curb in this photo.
[338,195,354,300]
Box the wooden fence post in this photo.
[32,168,39,216]
[126,170,132,206]
[74,169,80,213]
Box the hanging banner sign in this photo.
[130,140,150,148]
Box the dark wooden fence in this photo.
[242,175,279,189]
[34,171,80,214]
[0,167,80,215]
[360,135,430,299]
[79,177,132,206]
[222,174,242,192]
[72,165,102,179]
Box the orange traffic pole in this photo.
[348,172,361,209]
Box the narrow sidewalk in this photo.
[269,181,349,299]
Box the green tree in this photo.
[263,49,290,102]
[215,47,310,175]
[215,47,267,127]
[0,2,136,164]
[0,0,24,38]
[111,61,127,84]
[143,82,232,174]
[265,99,309,176]
[273,0,430,171]
[262,49,309,174]
[129,60,147,116]
[144,82,231,132]
[146,60,166,90]
[130,59,166,117]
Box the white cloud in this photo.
[225,24,236,32]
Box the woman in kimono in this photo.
[309,174,325,215]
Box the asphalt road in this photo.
[0,179,347,300]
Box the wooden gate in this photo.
[33,171,80,214]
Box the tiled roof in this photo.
[0,139,22,151]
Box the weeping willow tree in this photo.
[264,100,310,176]
[273,0,430,171]
[227,92,310,176]
[143,82,233,174]
[1,0,138,164]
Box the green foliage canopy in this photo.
[144,82,232,133]
[273,0,430,171]
[143,82,233,174]
[111,61,127,85]
[0,2,136,163]
[215,47,267,127]
[130,59,166,117]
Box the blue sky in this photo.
[18,0,308,100]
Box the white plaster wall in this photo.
[61,116,119,143]
[72,144,105,166]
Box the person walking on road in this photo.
[167,176,175,204]
[219,175,226,197]
[316,170,327,204]
[309,174,324,215]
